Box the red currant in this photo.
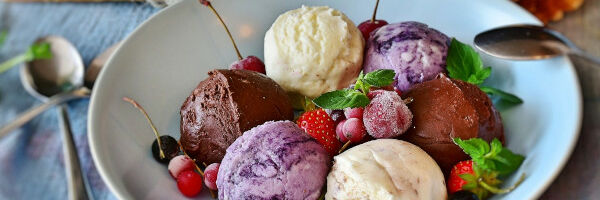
[177,171,203,197]
[204,163,220,191]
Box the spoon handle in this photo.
[0,88,90,139]
[570,49,600,65]
[58,105,91,200]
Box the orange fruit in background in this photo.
[513,0,584,23]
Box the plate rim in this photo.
[87,0,584,199]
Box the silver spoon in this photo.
[474,24,600,64]
[15,36,91,200]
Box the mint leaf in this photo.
[454,137,525,176]
[480,86,523,105]
[453,137,490,158]
[362,69,395,87]
[447,38,484,82]
[491,148,525,176]
[312,89,370,109]
[25,42,52,60]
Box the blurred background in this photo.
[0,0,597,199]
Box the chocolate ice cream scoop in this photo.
[401,74,504,174]
[180,69,294,164]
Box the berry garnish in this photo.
[449,190,480,200]
[448,138,526,199]
[229,55,266,74]
[342,118,366,143]
[363,90,413,139]
[204,163,220,191]
[177,170,203,197]
[357,0,389,40]
[296,109,341,156]
[343,107,364,119]
[151,135,180,164]
[123,97,180,163]
[326,109,346,124]
[168,155,196,179]
[200,0,266,74]
[335,119,348,143]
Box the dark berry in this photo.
[449,191,479,200]
[357,20,389,40]
[151,135,180,164]
[326,109,346,124]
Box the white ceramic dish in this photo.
[88,0,583,199]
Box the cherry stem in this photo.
[403,97,414,104]
[123,97,165,159]
[371,0,380,23]
[179,141,206,177]
[202,0,243,60]
[339,141,352,154]
[478,173,526,194]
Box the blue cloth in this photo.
[0,3,159,199]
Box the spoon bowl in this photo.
[474,24,600,64]
[20,36,84,100]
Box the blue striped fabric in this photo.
[0,3,158,199]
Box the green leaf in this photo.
[0,30,7,47]
[489,138,503,157]
[362,69,395,87]
[458,173,477,183]
[446,38,484,82]
[25,42,52,61]
[312,89,370,109]
[490,148,525,176]
[453,137,490,159]
[480,86,523,105]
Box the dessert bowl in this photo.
[88,0,582,199]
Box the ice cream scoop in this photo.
[180,69,294,164]
[363,21,450,92]
[264,6,364,103]
[326,139,447,200]
[401,74,504,174]
[217,121,330,200]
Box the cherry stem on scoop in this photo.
[403,97,414,104]
[123,97,165,159]
[371,0,381,22]
[201,0,243,60]
[339,141,352,154]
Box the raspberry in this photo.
[363,90,413,138]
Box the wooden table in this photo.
[541,0,600,198]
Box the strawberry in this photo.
[448,160,476,194]
[447,160,526,200]
[297,109,341,156]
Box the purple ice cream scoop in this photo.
[216,121,330,200]
[363,21,450,92]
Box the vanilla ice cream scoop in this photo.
[326,139,447,200]
[264,6,364,100]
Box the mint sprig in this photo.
[447,38,523,106]
[0,41,53,74]
[313,69,395,109]
[453,138,525,176]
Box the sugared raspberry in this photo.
[204,163,220,190]
[168,155,195,179]
[363,90,413,138]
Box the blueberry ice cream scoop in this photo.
[216,121,330,200]
[363,21,450,91]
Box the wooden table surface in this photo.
[541,0,600,199]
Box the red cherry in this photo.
[358,20,389,40]
[177,171,203,197]
[204,163,220,191]
[230,56,266,74]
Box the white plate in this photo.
[88,0,583,199]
